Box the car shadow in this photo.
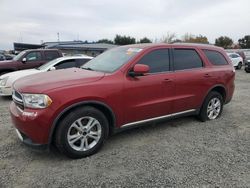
[1,96,12,101]
[24,115,199,161]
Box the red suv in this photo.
[10,43,235,158]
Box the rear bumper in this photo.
[0,86,12,96]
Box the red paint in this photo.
[10,43,235,145]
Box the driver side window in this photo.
[25,52,42,61]
[136,49,170,73]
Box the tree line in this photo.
[96,33,250,49]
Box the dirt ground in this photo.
[0,69,249,188]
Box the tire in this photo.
[55,106,109,159]
[198,91,223,122]
[245,68,250,73]
[237,62,242,70]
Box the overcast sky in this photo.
[0,0,249,49]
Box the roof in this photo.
[59,55,93,60]
[115,43,224,50]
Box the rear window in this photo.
[173,49,203,71]
[203,50,228,65]
[44,51,60,61]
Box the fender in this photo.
[47,100,116,146]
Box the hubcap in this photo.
[207,97,221,120]
[67,116,102,151]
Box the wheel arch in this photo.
[204,85,227,104]
[48,101,116,146]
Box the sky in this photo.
[0,0,250,50]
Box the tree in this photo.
[138,37,152,43]
[160,32,176,43]
[238,35,250,49]
[215,36,233,49]
[114,35,136,45]
[183,33,209,44]
[96,39,114,44]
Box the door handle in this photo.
[163,78,173,83]
[204,74,212,78]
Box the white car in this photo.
[227,52,243,69]
[0,55,93,96]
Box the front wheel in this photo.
[198,91,223,122]
[55,106,109,159]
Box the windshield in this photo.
[37,58,60,70]
[81,47,143,73]
[13,51,26,61]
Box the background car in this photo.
[0,49,63,75]
[0,55,93,96]
[245,59,250,73]
[227,52,243,69]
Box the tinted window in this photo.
[204,50,228,65]
[45,51,59,60]
[55,60,76,69]
[136,49,170,73]
[173,49,203,71]
[25,52,42,61]
[76,58,91,67]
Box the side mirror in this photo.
[49,67,56,71]
[129,64,149,77]
[22,58,27,63]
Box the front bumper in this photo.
[0,86,12,96]
[10,102,52,150]
[15,128,48,150]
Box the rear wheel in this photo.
[198,91,223,122]
[55,106,109,159]
[237,62,242,70]
[245,68,250,73]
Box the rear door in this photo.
[172,48,208,113]
[44,51,60,64]
[123,48,175,125]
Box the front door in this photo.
[122,48,175,126]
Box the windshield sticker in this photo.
[126,48,143,54]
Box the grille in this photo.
[12,90,24,110]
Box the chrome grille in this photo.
[12,90,24,110]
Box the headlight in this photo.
[0,77,9,86]
[22,94,52,109]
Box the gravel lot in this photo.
[0,70,249,188]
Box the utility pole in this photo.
[57,32,60,42]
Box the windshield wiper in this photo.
[82,67,94,71]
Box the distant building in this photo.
[43,41,117,57]
[13,41,117,57]
[13,42,44,53]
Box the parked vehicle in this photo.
[10,43,235,158]
[0,55,93,96]
[245,59,250,73]
[227,52,243,69]
[0,49,63,75]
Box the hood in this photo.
[0,69,41,87]
[0,60,14,64]
[14,68,105,93]
[0,60,16,67]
